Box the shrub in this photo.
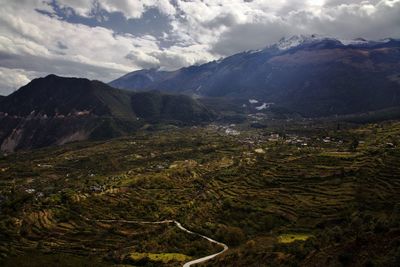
[217,225,246,246]
[338,251,353,266]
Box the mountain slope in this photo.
[0,75,214,151]
[131,91,214,123]
[1,74,134,118]
[110,35,400,117]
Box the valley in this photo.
[0,119,399,266]
[2,1,400,266]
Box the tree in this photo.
[349,138,359,151]
[217,225,245,246]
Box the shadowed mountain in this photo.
[110,35,400,117]
[0,75,214,151]
[130,91,215,123]
[1,74,134,118]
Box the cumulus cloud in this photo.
[0,0,399,94]
[55,0,176,18]
[206,0,400,54]
[0,67,41,95]
[0,0,212,94]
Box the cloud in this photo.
[0,67,40,95]
[0,52,128,82]
[54,0,176,18]
[212,21,291,55]
[125,50,160,69]
[0,0,399,94]
[210,0,400,54]
[0,0,216,94]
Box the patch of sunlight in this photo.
[278,234,312,244]
[129,252,191,263]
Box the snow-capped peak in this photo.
[275,34,331,50]
[339,37,397,46]
[272,34,398,51]
[339,38,369,46]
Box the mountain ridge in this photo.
[1,74,135,118]
[110,35,400,117]
[0,75,214,151]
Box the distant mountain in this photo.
[110,35,400,117]
[0,75,214,151]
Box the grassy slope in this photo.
[131,92,215,123]
[91,81,136,120]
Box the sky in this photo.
[0,0,400,95]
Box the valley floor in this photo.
[0,120,400,266]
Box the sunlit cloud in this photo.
[0,0,399,94]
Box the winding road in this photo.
[91,218,228,266]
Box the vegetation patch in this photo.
[127,252,191,263]
[277,234,313,244]
[1,120,400,266]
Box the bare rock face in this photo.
[1,128,23,152]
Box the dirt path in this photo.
[91,218,228,266]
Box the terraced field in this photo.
[0,121,400,266]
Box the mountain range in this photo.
[0,75,214,151]
[1,35,400,151]
[110,35,400,117]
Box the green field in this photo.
[0,120,400,266]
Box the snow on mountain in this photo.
[274,34,333,50]
[338,37,395,46]
[339,38,369,46]
[110,34,400,117]
[272,35,398,51]
[255,103,268,111]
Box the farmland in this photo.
[0,120,400,266]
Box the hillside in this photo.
[1,74,133,118]
[0,75,214,151]
[110,36,400,117]
[1,120,399,266]
[131,91,215,123]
